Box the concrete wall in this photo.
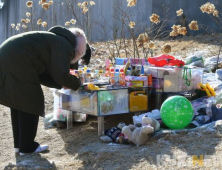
[0,0,222,44]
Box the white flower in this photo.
[90,1,95,6]
[42,21,47,27]
[11,24,15,28]
[26,12,31,17]
[26,18,30,23]
[37,19,42,25]
[26,1,33,7]
[176,9,183,16]
[15,25,20,31]
[65,21,70,26]
[129,21,135,28]
[70,19,76,24]
[22,24,27,28]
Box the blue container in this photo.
[115,58,128,65]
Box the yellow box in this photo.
[130,81,144,87]
[130,91,148,112]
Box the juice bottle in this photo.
[119,68,125,86]
[105,58,110,69]
[77,70,85,84]
[114,69,119,85]
[110,67,115,85]
[94,70,99,81]
[126,67,131,76]
[99,69,103,76]
[78,70,83,78]
[86,69,91,82]
[148,74,153,86]
[105,68,110,77]
[83,65,87,73]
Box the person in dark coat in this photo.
[0,26,91,156]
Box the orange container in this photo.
[148,74,153,86]
[130,91,148,112]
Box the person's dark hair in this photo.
[70,43,91,69]
[70,62,78,70]
[81,43,91,65]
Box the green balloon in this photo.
[160,96,194,129]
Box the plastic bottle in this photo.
[105,59,110,69]
[110,67,115,85]
[126,67,131,76]
[119,68,125,86]
[114,69,119,85]
[99,69,103,76]
[78,70,85,84]
[94,70,99,81]
[83,65,87,73]
[105,68,110,77]
[148,74,153,86]
[86,69,91,82]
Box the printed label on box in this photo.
[99,89,129,115]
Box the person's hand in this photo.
[80,77,84,86]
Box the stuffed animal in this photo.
[100,122,127,143]
[116,124,136,144]
[191,72,202,90]
[142,115,160,131]
[122,116,160,146]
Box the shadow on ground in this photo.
[56,113,222,169]
[4,153,57,170]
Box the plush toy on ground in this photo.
[100,122,129,144]
[122,115,160,146]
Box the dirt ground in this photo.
[1,34,222,170]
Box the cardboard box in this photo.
[144,66,204,92]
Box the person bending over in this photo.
[0,26,91,156]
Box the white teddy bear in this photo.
[122,115,160,146]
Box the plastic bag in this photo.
[133,109,161,125]
[191,96,216,117]
[202,96,216,117]
[185,52,205,68]
[148,54,185,67]
[215,90,222,104]
[44,113,57,128]
[216,69,222,80]
[148,54,175,67]
[74,113,87,122]
[204,56,222,71]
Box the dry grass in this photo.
[89,33,222,69]
[1,34,222,169]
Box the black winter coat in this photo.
[0,26,82,117]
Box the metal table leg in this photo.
[98,117,104,136]
[67,111,73,129]
[155,92,162,110]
